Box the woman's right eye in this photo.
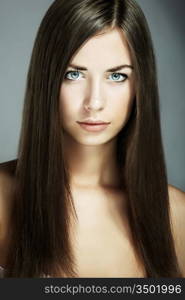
[64,70,83,81]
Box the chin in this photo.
[70,133,117,146]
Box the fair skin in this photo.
[59,28,135,190]
[0,28,185,277]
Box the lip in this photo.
[77,122,110,132]
[77,120,110,125]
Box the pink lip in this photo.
[77,120,110,124]
[80,122,106,125]
[77,122,110,132]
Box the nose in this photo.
[83,80,105,112]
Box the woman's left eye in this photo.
[109,73,128,82]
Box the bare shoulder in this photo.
[0,160,17,240]
[168,184,185,276]
[168,184,185,221]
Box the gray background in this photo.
[0,0,185,191]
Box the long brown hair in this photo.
[3,0,182,277]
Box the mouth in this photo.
[76,121,110,132]
[78,122,108,125]
[77,121,110,125]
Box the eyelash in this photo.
[64,70,128,82]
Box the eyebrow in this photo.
[68,63,134,72]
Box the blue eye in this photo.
[64,70,83,80]
[109,73,128,82]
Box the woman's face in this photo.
[59,27,136,146]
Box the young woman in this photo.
[0,0,185,278]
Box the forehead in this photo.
[70,28,132,68]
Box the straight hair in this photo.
[3,0,182,277]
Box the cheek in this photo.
[108,84,135,125]
[59,85,82,118]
